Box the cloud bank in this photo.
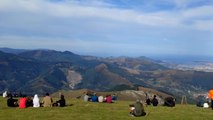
[0,0,213,56]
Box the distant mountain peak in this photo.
[0,47,28,54]
[1,47,213,103]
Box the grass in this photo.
[0,97,213,120]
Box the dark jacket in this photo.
[57,99,66,107]
[7,98,18,107]
[152,97,158,106]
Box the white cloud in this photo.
[0,0,213,56]
[0,0,212,31]
[182,5,213,18]
[194,20,213,31]
[173,0,193,8]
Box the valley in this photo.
[0,48,213,103]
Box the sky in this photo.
[0,0,213,57]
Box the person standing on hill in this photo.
[43,93,53,107]
[208,89,213,109]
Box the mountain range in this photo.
[0,48,213,102]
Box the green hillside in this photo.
[0,97,212,120]
[1,49,213,102]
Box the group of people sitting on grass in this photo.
[3,90,177,118]
[129,99,146,117]
[194,88,213,109]
[146,95,176,107]
[6,93,66,108]
[129,95,176,117]
[128,95,159,117]
[83,92,117,103]
[145,95,159,106]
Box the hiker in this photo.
[151,95,158,106]
[91,93,98,102]
[164,97,175,107]
[19,95,27,109]
[146,98,151,105]
[3,91,7,98]
[106,95,112,103]
[98,95,104,103]
[26,96,33,107]
[84,93,90,102]
[55,95,66,107]
[7,95,18,107]
[42,93,53,107]
[208,89,213,109]
[129,100,146,117]
[112,94,117,102]
[33,94,40,108]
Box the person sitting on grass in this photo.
[151,95,159,106]
[164,97,175,107]
[146,98,151,105]
[42,93,53,107]
[98,95,104,103]
[112,94,117,102]
[106,95,112,103]
[84,93,90,102]
[19,95,27,109]
[53,95,66,107]
[26,96,33,107]
[7,95,18,107]
[129,100,146,117]
[3,91,7,98]
[91,93,98,102]
[33,94,40,108]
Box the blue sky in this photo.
[0,0,213,57]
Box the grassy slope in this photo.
[0,97,213,120]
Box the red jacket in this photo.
[106,96,112,103]
[19,98,27,108]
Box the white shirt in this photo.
[3,91,7,98]
[33,94,40,107]
[84,95,89,102]
[98,96,104,102]
[203,103,209,108]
